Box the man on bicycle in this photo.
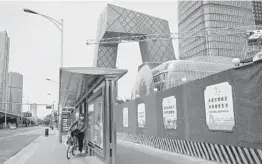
[69,113,86,155]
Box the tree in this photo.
[43,114,52,126]
[116,99,125,105]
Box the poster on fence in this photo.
[123,107,128,127]
[137,103,146,128]
[204,82,235,131]
[162,96,177,129]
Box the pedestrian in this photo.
[68,113,86,155]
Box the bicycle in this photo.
[66,131,88,159]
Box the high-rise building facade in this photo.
[252,1,262,25]
[0,31,10,113]
[30,103,37,122]
[178,1,254,60]
[7,72,23,117]
[245,1,262,58]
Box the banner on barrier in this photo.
[162,96,177,129]
[137,103,146,128]
[204,82,235,131]
[123,107,128,127]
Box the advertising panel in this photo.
[123,107,128,127]
[62,112,70,132]
[137,103,146,128]
[88,96,103,149]
[75,107,79,120]
[81,102,85,114]
[204,82,235,131]
[162,96,177,129]
[23,112,32,117]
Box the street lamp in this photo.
[46,78,58,84]
[182,77,187,83]
[24,8,64,143]
[232,58,240,66]
[23,9,63,67]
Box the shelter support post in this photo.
[104,76,117,164]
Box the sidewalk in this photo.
[61,137,220,164]
[4,130,220,164]
[25,130,70,164]
[116,140,220,164]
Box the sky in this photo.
[0,0,179,119]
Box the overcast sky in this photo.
[0,0,178,118]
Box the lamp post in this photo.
[47,93,56,129]
[182,77,187,83]
[23,9,64,67]
[232,58,240,66]
[24,8,63,143]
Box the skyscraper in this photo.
[30,103,37,123]
[245,1,262,58]
[252,1,262,25]
[0,31,10,113]
[7,72,23,117]
[178,1,254,60]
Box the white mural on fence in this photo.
[123,107,128,127]
[204,82,235,131]
[137,103,146,128]
[162,96,177,129]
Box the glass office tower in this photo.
[252,1,262,25]
[8,72,23,117]
[246,1,262,58]
[178,1,254,60]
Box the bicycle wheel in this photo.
[66,146,72,159]
[72,146,77,156]
[83,141,88,153]
[71,137,77,156]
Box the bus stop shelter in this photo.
[59,67,127,164]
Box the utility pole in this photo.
[52,101,55,128]
[28,96,30,127]
[20,91,22,127]
[28,96,30,111]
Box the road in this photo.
[0,126,46,163]
[0,126,40,139]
